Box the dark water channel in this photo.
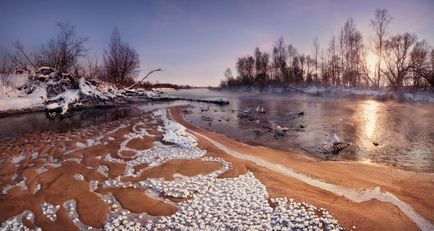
[0,101,185,140]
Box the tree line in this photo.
[220,9,434,91]
[0,22,140,87]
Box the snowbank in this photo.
[153,109,198,148]
[46,89,80,115]
[0,67,163,116]
[0,86,46,112]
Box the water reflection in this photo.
[361,100,379,140]
[1,89,433,172]
[0,101,187,140]
[173,89,434,172]
[356,100,383,154]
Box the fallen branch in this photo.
[14,41,36,69]
[127,68,163,89]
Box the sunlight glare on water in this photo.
[360,100,380,140]
[173,89,434,172]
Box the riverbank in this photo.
[170,105,434,230]
[0,107,343,230]
[0,105,432,230]
[216,85,434,103]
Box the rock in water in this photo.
[332,133,340,145]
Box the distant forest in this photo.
[220,9,434,91]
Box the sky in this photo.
[1,0,433,87]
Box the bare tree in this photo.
[224,68,233,81]
[304,55,315,84]
[235,56,255,85]
[299,55,305,82]
[341,18,363,87]
[220,68,234,87]
[328,36,339,86]
[320,48,330,85]
[426,50,434,87]
[0,54,15,86]
[103,28,140,86]
[370,9,392,88]
[289,56,303,84]
[82,57,103,80]
[11,41,36,70]
[287,44,297,69]
[410,41,431,88]
[313,37,320,83]
[272,37,288,82]
[254,47,269,88]
[36,22,88,72]
[382,33,417,90]
[359,47,377,87]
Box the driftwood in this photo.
[321,142,350,160]
[14,41,37,68]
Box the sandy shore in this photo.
[170,106,434,231]
[0,106,432,230]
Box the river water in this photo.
[169,89,434,172]
[0,89,432,172]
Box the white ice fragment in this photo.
[74,174,84,181]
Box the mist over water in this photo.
[170,89,434,172]
[0,88,432,172]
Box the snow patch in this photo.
[74,174,84,181]
[41,202,59,221]
[11,154,26,164]
[154,109,198,148]
[0,86,46,112]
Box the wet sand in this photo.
[0,113,190,230]
[170,106,434,231]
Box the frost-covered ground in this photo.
[98,109,343,230]
[301,86,434,102]
[218,85,434,103]
[0,85,47,112]
[0,108,344,230]
[0,68,164,116]
[0,69,228,117]
[0,73,114,114]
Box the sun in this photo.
[366,52,379,70]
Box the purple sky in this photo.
[1,0,433,86]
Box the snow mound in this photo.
[0,67,161,116]
[153,109,198,148]
[0,86,46,112]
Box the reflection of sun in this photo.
[366,52,379,72]
[362,100,379,139]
